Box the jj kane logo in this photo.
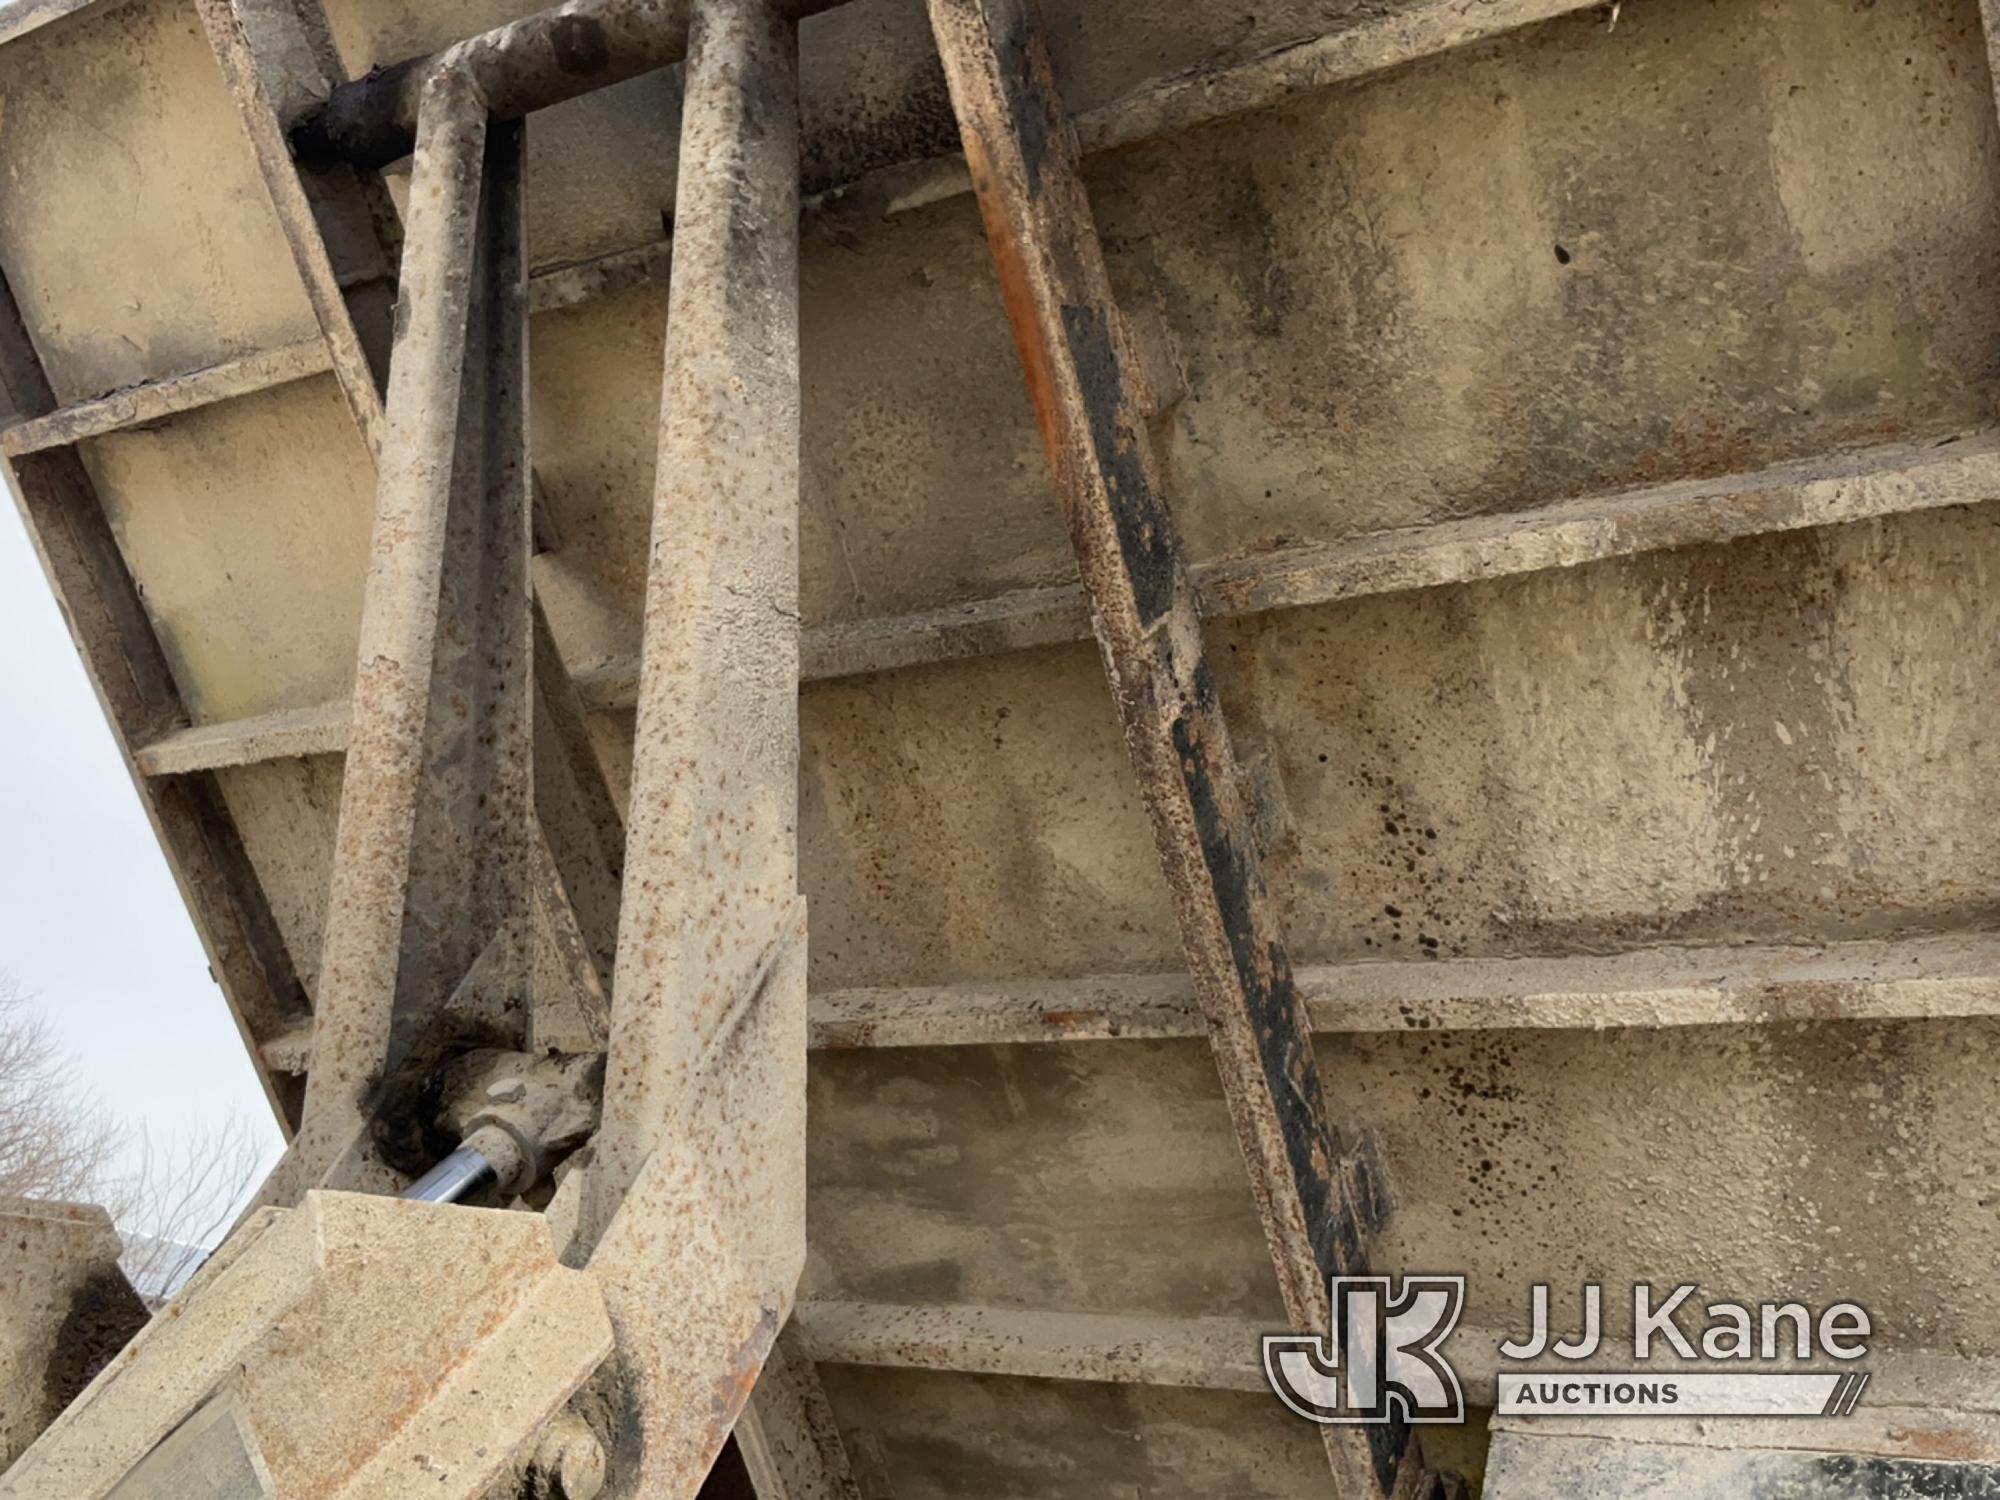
[1264,1279,1872,1423]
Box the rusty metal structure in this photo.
[4,0,2000,1491]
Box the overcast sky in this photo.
[0,478,286,1205]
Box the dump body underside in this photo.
[5,0,2000,1490]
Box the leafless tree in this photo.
[109,1114,267,1304]
[0,971,124,1203]
[0,971,269,1304]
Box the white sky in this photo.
[0,476,286,1201]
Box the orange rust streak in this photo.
[960,135,1070,478]
[1891,1426,1998,1463]
[704,1320,779,1462]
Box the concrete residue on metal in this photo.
[560,0,811,1493]
[8,0,2000,1490]
[923,0,1422,1488]
[277,63,539,1205]
[0,1201,147,1473]
[1,1192,612,1499]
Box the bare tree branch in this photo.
[111,1115,267,1303]
[0,971,124,1204]
[0,971,269,1305]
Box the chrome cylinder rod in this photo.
[402,1144,499,1204]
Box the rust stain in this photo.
[964,141,1070,482]
[704,1307,783,1457]
[1888,1425,1998,1463]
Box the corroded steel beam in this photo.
[573,432,2000,706]
[17,0,1599,447]
[573,0,807,1491]
[813,0,1603,223]
[135,698,350,776]
[274,73,535,1196]
[196,0,390,457]
[0,0,124,48]
[793,1301,1997,1429]
[792,1301,1279,1394]
[925,0,1413,1490]
[0,270,310,1134]
[0,338,333,457]
[403,106,536,1057]
[206,0,621,1041]
[734,1333,867,1500]
[286,0,1590,184]
[263,929,2000,1071]
[528,599,625,1039]
[0,0,1616,466]
[288,0,846,170]
[806,931,2000,1048]
[144,434,2000,775]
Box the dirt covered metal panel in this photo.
[1090,0,2000,558]
[77,377,374,723]
[501,0,2000,674]
[801,1012,2000,1354]
[817,1365,1333,1499]
[212,754,345,998]
[1214,507,2000,966]
[6,0,2000,1487]
[585,502,2000,996]
[0,0,319,401]
[804,1037,1283,1319]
